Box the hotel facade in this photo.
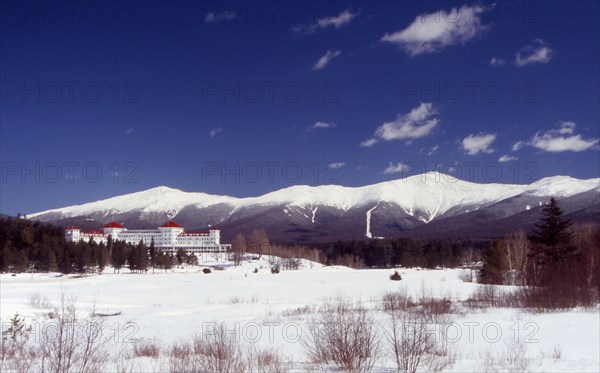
[65,221,230,253]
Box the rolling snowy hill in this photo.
[28,172,600,241]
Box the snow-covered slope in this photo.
[28,172,600,240]
[30,173,599,218]
[29,186,239,220]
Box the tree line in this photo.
[230,227,490,270]
[231,229,323,271]
[319,237,489,269]
[0,217,198,274]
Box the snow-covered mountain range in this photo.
[29,172,600,242]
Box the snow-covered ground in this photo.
[1,256,599,372]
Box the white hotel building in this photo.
[65,221,230,253]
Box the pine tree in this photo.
[47,249,58,272]
[528,198,578,269]
[176,248,187,266]
[149,238,156,273]
[111,241,127,273]
[2,241,17,272]
[98,243,109,272]
[128,240,148,273]
[186,253,198,266]
[479,240,509,285]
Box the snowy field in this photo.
[1,255,599,372]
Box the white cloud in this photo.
[381,5,489,56]
[308,121,337,131]
[461,133,496,155]
[312,50,342,70]
[515,39,554,67]
[327,162,346,169]
[360,138,378,147]
[498,154,518,162]
[362,103,439,146]
[209,127,223,138]
[292,10,358,35]
[204,11,236,23]
[125,128,134,135]
[526,121,599,152]
[427,145,440,156]
[556,121,576,135]
[383,162,409,174]
[511,141,525,152]
[490,57,505,66]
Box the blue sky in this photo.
[1,0,599,216]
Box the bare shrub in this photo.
[551,343,563,360]
[482,339,529,373]
[227,296,244,304]
[133,338,160,358]
[386,310,445,373]
[416,295,457,321]
[2,292,111,372]
[245,346,288,373]
[39,292,111,373]
[29,292,52,309]
[504,285,590,310]
[191,323,246,373]
[539,343,563,360]
[1,313,37,373]
[381,289,413,313]
[466,285,508,308]
[383,290,457,373]
[112,349,135,373]
[167,340,195,372]
[281,304,314,317]
[166,329,287,373]
[303,297,380,372]
[412,287,461,325]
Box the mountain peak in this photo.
[27,173,600,241]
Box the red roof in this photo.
[66,225,79,230]
[82,230,105,235]
[102,221,125,229]
[160,220,182,228]
[209,227,219,230]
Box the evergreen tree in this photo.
[176,248,187,266]
[186,253,198,266]
[479,240,509,284]
[149,238,156,273]
[1,241,17,272]
[528,198,578,270]
[155,251,172,271]
[47,249,58,272]
[128,240,148,273]
[111,241,127,273]
[98,243,109,272]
